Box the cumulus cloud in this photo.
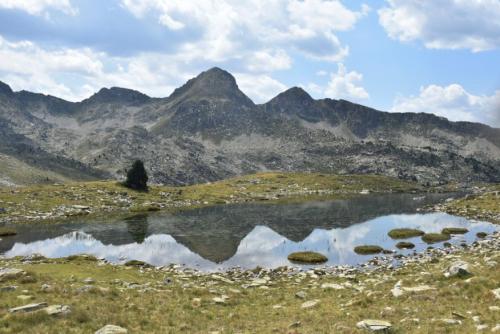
[246,49,292,72]
[323,63,369,101]
[378,0,500,51]
[391,84,500,127]
[0,35,185,101]
[0,0,77,16]
[120,0,368,63]
[0,34,288,103]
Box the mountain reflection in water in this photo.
[1,193,497,271]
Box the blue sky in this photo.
[0,0,499,127]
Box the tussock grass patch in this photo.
[441,227,468,235]
[353,245,383,255]
[287,251,328,264]
[388,228,424,239]
[422,233,451,244]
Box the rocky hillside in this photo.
[0,68,499,186]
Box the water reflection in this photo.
[1,193,497,271]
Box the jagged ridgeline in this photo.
[0,67,499,186]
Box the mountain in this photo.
[0,67,499,186]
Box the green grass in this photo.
[441,227,469,235]
[395,241,415,249]
[287,252,328,264]
[388,228,425,239]
[353,245,384,255]
[441,184,500,224]
[422,233,451,244]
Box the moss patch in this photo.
[287,251,328,264]
[395,241,415,249]
[422,233,451,244]
[441,227,469,235]
[388,228,425,239]
[353,245,384,255]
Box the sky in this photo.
[0,0,499,127]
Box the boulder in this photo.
[301,299,320,309]
[321,283,344,290]
[95,325,128,334]
[444,261,472,278]
[9,302,48,313]
[0,268,25,281]
[356,319,392,332]
[44,304,71,316]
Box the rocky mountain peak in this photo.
[82,87,150,105]
[269,87,314,106]
[168,67,254,107]
[0,81,13,96]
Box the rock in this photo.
[0,285,17,292]
[321,283,344,290]
[95,325,128,334]
[489,306,500,312]
[391,280,404,297]
[0,268,25,281]
[72,205,90,210]
[40,284,53,292]
[444,261,472,278]
[9,302,48,313]
[476,324,488,331]
[356,319,392,332]
[211,274,234,284]
[492,324,500,332]
[440,318,462,325]
[295,291,307,299]
[83,277,95,284]
[76,285,95,293]
[492,288,500,300]
[44,304,71,316]
[212,296,229,304]
[301,299,319,309]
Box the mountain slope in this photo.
[0,67,499,186]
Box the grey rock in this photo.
[95,325,128,334]
[0,268,25,281]
[356,319,392,332]
[9,302,48,313]
[444,261,472,278]
[44,304,71,316]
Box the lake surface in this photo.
[0,193,497,271]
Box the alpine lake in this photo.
[1,193,497,271]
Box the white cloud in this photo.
[323,63,369,101]
[0,0,77,16]
[234,73,287,103]
[0,35,185,101]
[379,0,500,52]
[0,34,287,103]
[120,0,368,63]
[246,49,292,72]
[391,84,500,127]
